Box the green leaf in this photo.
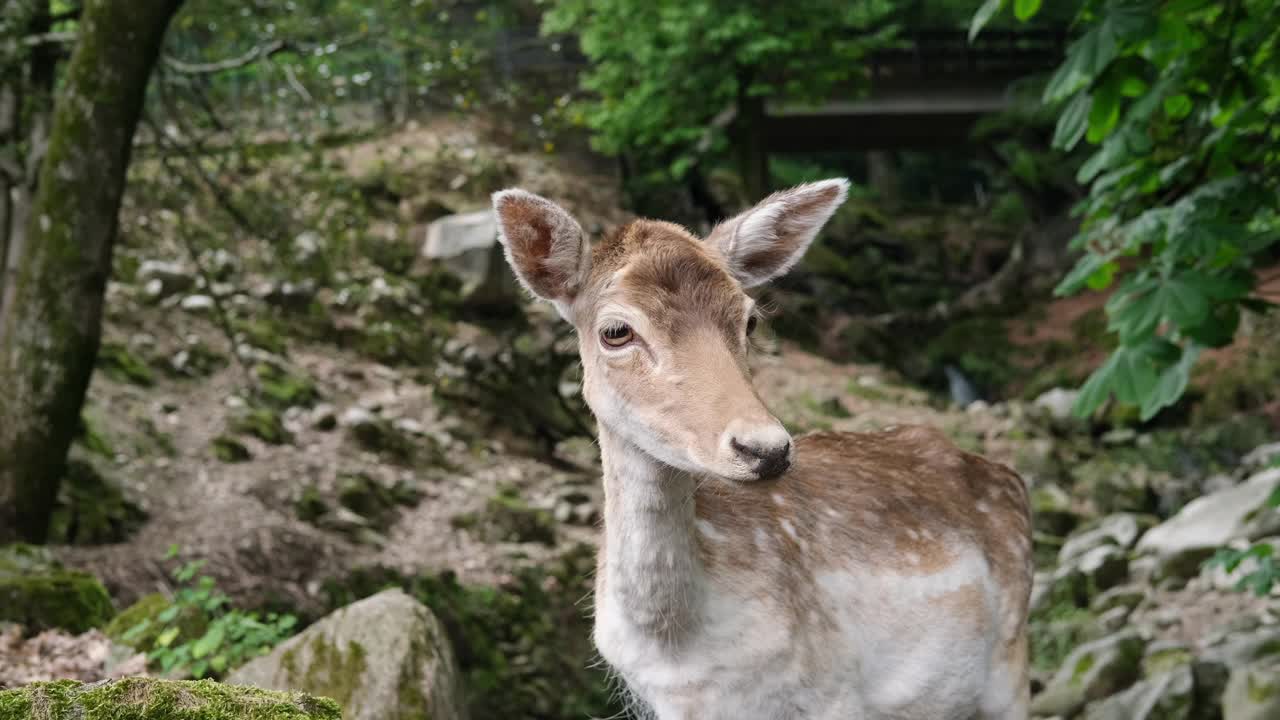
[1055,251,1111,296]
[191,625,225,659]
[1164,93,1193,119]
[1073,353,1120,418]
[1014,0,1041,22]
[156,627,180,649]
[969,0,1004,42]
[1044,22,1119,104]
[157,606,180,623]
[1053,92,1093,151]
[1140,344,1199,420]
[1087,79,1122,143]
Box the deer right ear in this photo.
[492,189,591,312]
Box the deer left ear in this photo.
[705,178,849,287]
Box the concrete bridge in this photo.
[494,27,1066,152]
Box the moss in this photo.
[104,593,209,654]
[346,418,415,464]
[78,411,115,458]
[254,363,321,410]
[1071,651,1097,684]
[235,316,290,356]
[279,636,367,716]
[166,341,229,379]
[296,486,329,524]
[0,678,341,720]
[477,485,557,546]
[0,546,114,633]
[213,435,253,463]
[97,341,156,387]
[231,406,293,445]
[47,456,146,545]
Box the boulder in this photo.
[0,677,339,719]
[0,544,114,634]
[228,589,466,720]
[1137,467,1280,568]
[1059,514,1146,565]
[416,210,518,307]
[1223,657,1280,720]
[1082,665,1193,720]
[1030,629,1147,718]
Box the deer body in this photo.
[493,180,1033,720]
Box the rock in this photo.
[1199,626,1280,669]
[1030,630,1147,718]
[1035,387,1081,423]
[293,231,325,263]
[228,589,466,720]
[310,404,338,431]
[1059,514,1146,565]
[1032,484,1084,537]
[1137,467,1280,565]
[417,210,518,307]
[0,677,340,719]
[1091,585,1145,615]
[341,410,415,463]
[1242,442,1280,473]
[1222,657,1280,720]
[0,544,114,633]
[1082,665,1193,720]
[180,294,216,313]
[136,260,194,300]
[1038,545,1130,615]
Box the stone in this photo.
[1199,627,1280,669]
[1091,585,1146,615]
[1030,629,1147,718]
[1035,387,1080,423]
[1059,514,1146,565]
[180,294,216,313]
[1222,657,1280,720]
[1082,665,1193,720]
[417,210,518,307]
[228,589,466,720]
[0,544,114,633]
[310,404,338,431]
[136,260,194,300]
[1242,442,1280,473]
[1137,467,1280,563]
[0,677,340,719]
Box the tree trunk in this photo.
[731,92,769,201]
[0,0,185,544]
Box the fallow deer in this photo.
[492,180,1033,720]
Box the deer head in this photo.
[493,180,848,482]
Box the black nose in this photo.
[731,438,792,479]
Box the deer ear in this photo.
[492,189,591,309]
[705,178,849,287]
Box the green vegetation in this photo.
[0,678,341,720]
[121,549,298,680]
[978,0,1280,420]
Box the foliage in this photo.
[0,544,115,634]
[543,0,896,182]
[123,548,298,680]
[977,0,1280,421]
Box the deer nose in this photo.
[731,436,792,480]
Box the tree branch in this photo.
[163,38,288,74]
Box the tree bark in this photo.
[0,0,185,543]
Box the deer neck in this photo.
[596,425,706,644]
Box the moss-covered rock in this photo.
[467,485,556,546]
[0,678,341,720]
[1082,664,1194,720]
[1031,629,1147,717]
[0,544,114,633]
[228,589,464,720]
[1222,657,1280,720]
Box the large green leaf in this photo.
[191,625,225,659]
[1140,343,1199,420]
[969,0,1004,42]
[1088,78,1122,143]
[1044,22,1119,103]
[1014,0,1042,22]
[1053,92,1093,150]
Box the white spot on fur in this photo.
[824,507,841,520]
[906,552,921,565]
[772,493,787,506]
[696,519,726,542]
[781,518,799,541]
[976,501,991,514]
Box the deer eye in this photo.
[601,323,634,348]
[746,315,758,337]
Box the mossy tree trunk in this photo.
[0,0,185,543]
